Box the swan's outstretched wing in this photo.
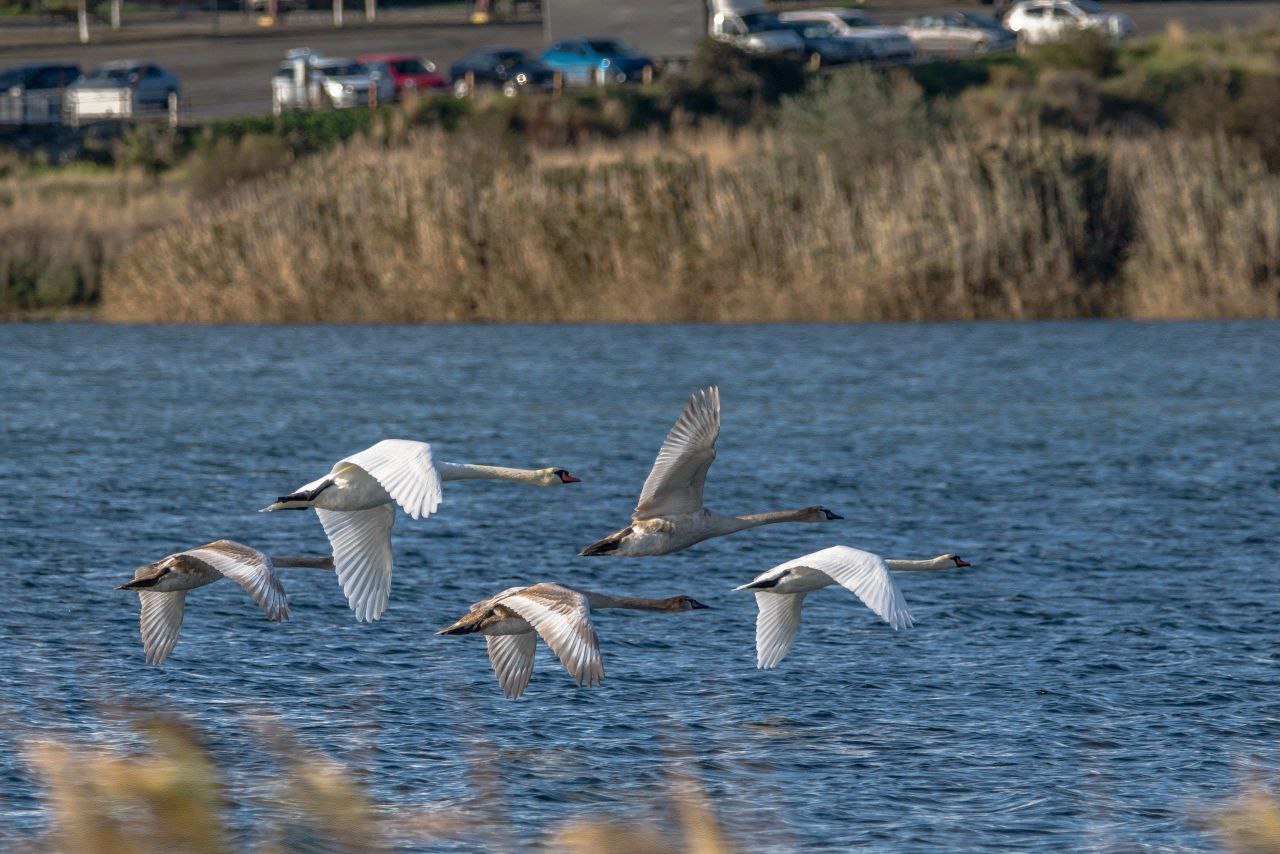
[753,592,806,669]
[337,439,443,521]
[497,584,603,688]
[316,504,396,622]
[785,546,913,630]
[184,540,290,622]
[486,633,537,699]
[138,591,186,665]
[633,386,720,520]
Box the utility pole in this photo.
[110,0,121,29]
[77,0,89,43]
[364,0,375,22]
[332,0,343,27]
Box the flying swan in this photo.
[438,582,709,698]
[116,539,329,665]
[263,439,580,622]
[735,545,966,669]
[581,387,840,556]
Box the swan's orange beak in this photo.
[558,471,581,483]
[952,556,971,568]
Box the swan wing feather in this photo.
[498,584,603,688]
[184,540,290,622]
[316,504,396,622]
[485,633,537,699]
[784,546,913,630]
[337,439,443,521]
[754,591,806,669]
[138,591,186,665]
[633,386,720,519]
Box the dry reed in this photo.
[100,125,1279,323]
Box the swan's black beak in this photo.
[117,577,156,590]
[690,599,711,609]
[953,556,971,568]
[823,509,843,520]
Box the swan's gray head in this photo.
[669,596,711,611]
[803,506,843,522]
[117,555,185,590]
[537,467,581,486]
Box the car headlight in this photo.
[600,58,611,68]
[515,72,527,84]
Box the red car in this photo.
[357,53,448,97]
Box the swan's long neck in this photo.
[584,591,685,612]
[885,556,953,572]
[713,508,816,535]
[436,462,545,485]
[271,555,335,569]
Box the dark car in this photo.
[776,20,871,66]
[449,47,555,98]
[0,62,81,124]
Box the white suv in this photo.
[1005,0,1135,46]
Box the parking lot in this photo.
[0,1,1275,119]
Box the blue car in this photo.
[540,37,654,86]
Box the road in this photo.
[0,2,1274,119]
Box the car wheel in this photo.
[501,80,519,97]
[452,78,471,99]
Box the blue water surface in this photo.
[1,321,1278,850]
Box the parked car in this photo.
[540,38,654,86]
[1005,0,1135,46]
[778,9,915,64]
[0,62,80,125]
[775,20,872,66]
[357,53,448,98]
[65,61,179,122]
[449,48,555,98]
[273,50,375,113]
[902,12,1016,57]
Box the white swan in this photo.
[438,582,709,698]
[734,545,923,669]
[581,387,840,556]
[262,439,580,622]
[116,539,320,665]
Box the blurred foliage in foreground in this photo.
[25,714,734,853]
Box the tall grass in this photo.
[100,116,1279,323]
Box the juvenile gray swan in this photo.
[438,582,709,698]
[116,540,326,665]
[580,387,841,557]
[263,439,581,622]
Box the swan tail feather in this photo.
[579,527,630,557]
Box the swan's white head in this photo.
[536,467,581,486]
[941,554,971,568]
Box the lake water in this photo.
[1,322,1278,850]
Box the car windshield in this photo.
[320,63,364,77]
[0,69,23,87]
[1074,0,1104,12]
[585,38,629,54]
[780,21,827,39]
[836,11,878,27]
[741,11,784,32]
[492,51,528,66]
[87,67,134,83]
[390,58,428,74]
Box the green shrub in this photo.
[661,40,809,126]
[1030,29,1120,78]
